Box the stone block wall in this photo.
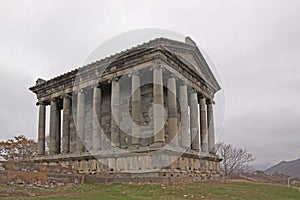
[67,151,221,178]
[0,152,220,185]
[0,161,83,185]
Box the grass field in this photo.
[1,180,300,200]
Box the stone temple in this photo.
[29,37,221,180]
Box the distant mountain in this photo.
[265,158,300,178]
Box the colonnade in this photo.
[36,66,216,155]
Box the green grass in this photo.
[1,180,300,200]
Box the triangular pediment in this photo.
[157,38,221,93]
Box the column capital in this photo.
[112,76,119,81]
[63,93,72,99]
[166,73,177,80]
[154,61,163,69]
[128,70,142,77]
[188,88,197,94]
[180,80,188,86]
[107,73,119,83]
[206,99,215,105]
[79,88,87,94]
[36,101,47,106]
[150,62,164,71]
[109,77,119,83]
[96,80,105,89]
[73,87,87,95]
[96,84,104,90]
[198,94,206,99]
[50,97,60,103]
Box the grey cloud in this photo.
[0,0,299,170]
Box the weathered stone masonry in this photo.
[30,37,221,180]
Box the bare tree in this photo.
[216,142,255,177]
[0,135,37,161]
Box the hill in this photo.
[265,158,300,178]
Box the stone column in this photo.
[131,71,142,146]
[56,107,61,154]
[49,100,58,155]
[153,64,165,144]
[167,74,178,146]
[207,100,216,153]
[199,95,208,153]
[76,90,86,153]
[93,86,102,150]
[62,95,71,154]
[37,102,46,155]
[111,78,120,147]
[189,91,200,151]
[179,82,189,148]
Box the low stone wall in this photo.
[0,161,83,186]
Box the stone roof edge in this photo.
[29,37,197,92]
[30,37,222,94]
[193,46,221,91]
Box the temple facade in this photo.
[29,37,221,180]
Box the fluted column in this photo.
[76,90,86,153]
[56,106,61,154]
[189,91,200,151]
[153,64,165,144]
[93,86,102,150]
[167,74,178,146]
[131,71,142,146]
[199,95,208,153]
[179,82,189,148]
[207,100,215,153]
[111,78,120,147]
[37,102,46,155]
[49,100,58,155]
[62,95,71,154]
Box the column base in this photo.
[150,142,164,148]
[119,145,128,149]
[128,144,140,149]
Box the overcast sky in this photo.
[0,0,299,170]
